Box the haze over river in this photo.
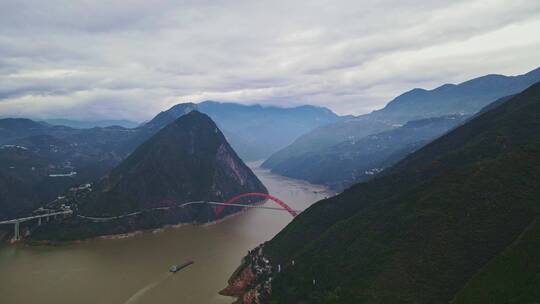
[0,162,333,304]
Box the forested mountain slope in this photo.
[233,81,540,303]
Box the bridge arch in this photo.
[215,192,298,218]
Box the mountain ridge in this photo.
[84,111,267,216]
[148,101,343,160]
[263,66,540,188]
[374,66,540,121]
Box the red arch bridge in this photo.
[215,192,299,218]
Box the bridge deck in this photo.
[0,210,73,225]
[0,196,300,225]
[77,201,302,222]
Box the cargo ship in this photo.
[169,260,194,273]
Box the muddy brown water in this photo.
[0,163,333,304]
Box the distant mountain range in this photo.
[13,101,341,162]
[373,67,540,122]
[42,119,140,129]
[263,67,540,188]
[147,101,342,160]
[229,80,540,304]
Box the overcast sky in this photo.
[1,0,539,121]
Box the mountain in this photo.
[225,81,540,303]
[32,112,267,240]
[263,67,540,186]
[0,118,138,157]
[0,146,57,220]
[263,116,393,171]
[0,115,178,219]
[146,101,342,161]
[267,114,469,189]
[43,119,139,129]
[83,111,267,216]
[0,125,138,220]
[0,169,39,220]
[0,118,50,144]
[143,102,198,129]
[373,66,540,122]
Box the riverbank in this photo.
[94,204,261,242]
[19,200,266,245]
[10,207,265,248]
[220,244,276,304]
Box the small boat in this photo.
[169,260,194,273]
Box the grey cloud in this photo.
[0,0,539,120]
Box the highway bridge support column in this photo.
[14,222,20,241]
[38,217,42,226]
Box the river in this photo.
[0,163,333,304]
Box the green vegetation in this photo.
[452,219,540,304]
[255,82,540,303]
[82,111,266,216]
[262,116,393,182]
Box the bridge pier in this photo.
[0,210,73,242]
[13,222,20,241]
[38,217,42,226]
